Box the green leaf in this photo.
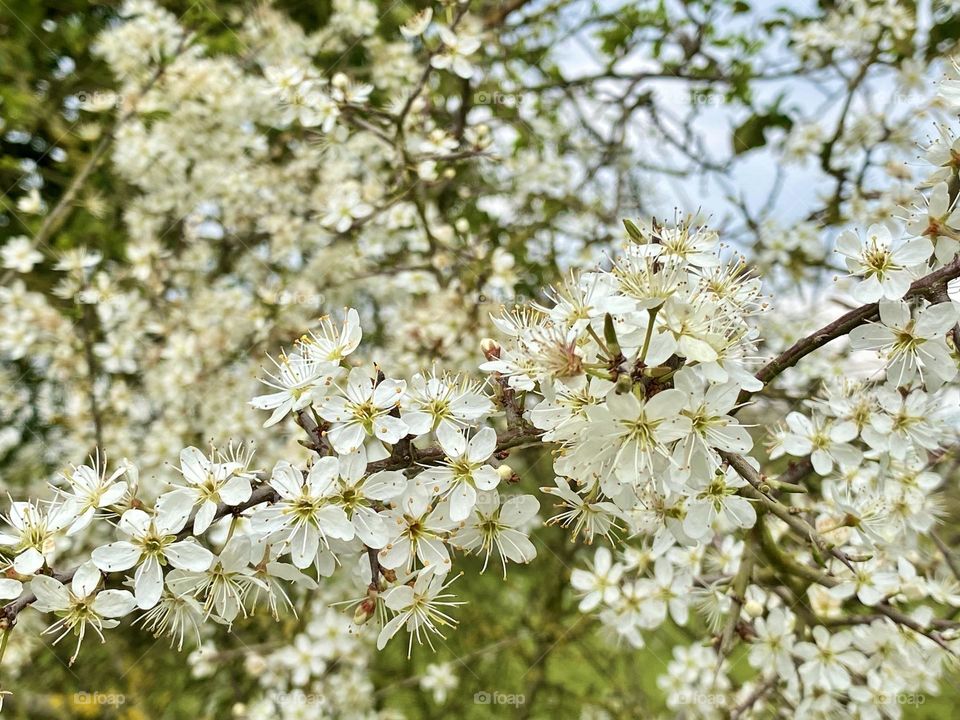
[731,110,793,155]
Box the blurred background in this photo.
[1,0,959,717]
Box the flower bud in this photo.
[623,218,644,241]
[614,373,633,395]
[353,597,377,625]
[480,338,501,360]
[497,464,515,483]
[603,313,621,358]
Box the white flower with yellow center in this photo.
[57,457,130,536]
[318,366,408,454]
[376,569,465,656]
[30,561,137,665]
[251,458,355,570]
[170,445,254,535]
[250,351,336,427]
[91,505,214,609]
[836,224,931,303]
[0,500,72,575]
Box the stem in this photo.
[740,254,960,403]
[224,515,239,544]
[638,307,658,363]
[720,451,854,571]
[0,627,9,666]
[718,549,753,658]
[756,516,836,587]
[586,324,610,357]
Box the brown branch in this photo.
[777,458,814,487]
[719,451,853,571]
[484,0,534,28]
[741,254,960,403]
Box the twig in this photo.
[720,451,854,571]
[740,254,960,403]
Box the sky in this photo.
[538,0,943,231]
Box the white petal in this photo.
[373,378,406,409]
[878,300,910,328]
[378,537,411,570]
[13,547,44,575]
[364,470,407,501]
[165,540,214,572]
[0,578,22,600]
[134,557,164,609]
[317,506,355,541]
[154,490,195,535]
[501,495,540,526]
[472,465,500,491]
[219,475,252,506]
[327,422,366,454]
[289,525,320,569]
[449,483,477,522]
[71,561,101,598]
[93,589,137,618]
[723,496,756,529]
[498,529,537,564]
[466,427,497,463]
[339,447,368,483]
[917,302,957,337]
[118,508,152,538]
[179,447,209,486]
[401,410,433,436]
[436,423,467,457]
[377,612,408,650]
[352,509,390,549]
[374,415,408,445]
[92,541,141,572]
[416,537,451,571]
[270,461,304,500]
[30,575,69,612]
[192,501,217,535]
[307,456,340,496]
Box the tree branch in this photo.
[741,254,960,403]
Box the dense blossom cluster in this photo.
[562,77,960,720]
[4,193,960,716]
[3,0,960,717]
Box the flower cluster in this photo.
[3,0,960,716]
[503,221,766,548]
